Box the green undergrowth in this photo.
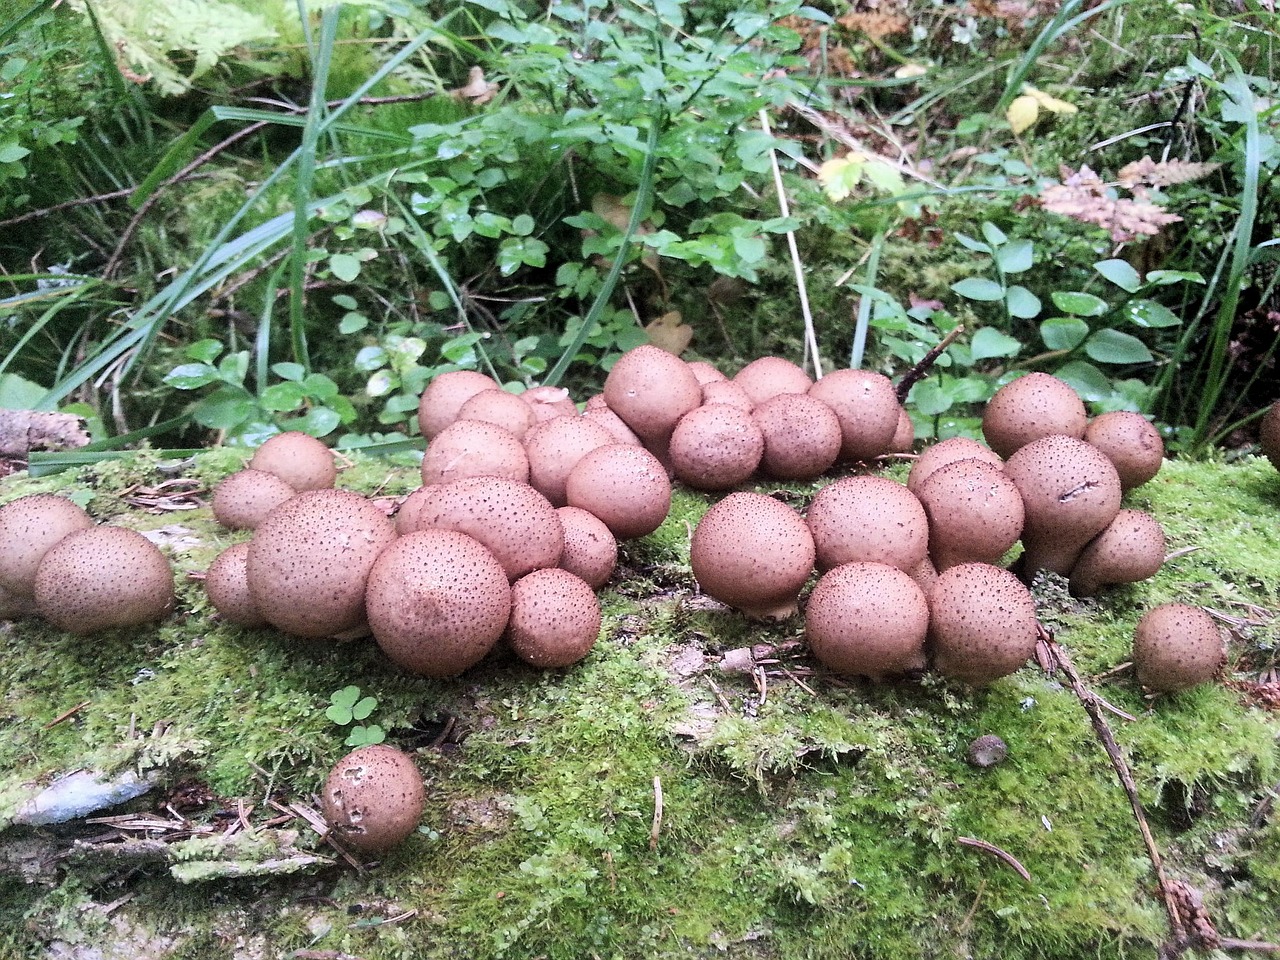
[0,451,1278,959]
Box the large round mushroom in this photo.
[668,404,764,491]
[320,744,426,856]
[417,370,500,440]
[0,493,95,609]
[981,372,1087,459]
[564,444,671,540]
[602,345,702,442]
[805,562,929,680]
[1084,412,1164,491]
[916,459,1024,571]
[248,431,337,491]
[928,563,1039,685]
[807,369,900,462]
[1132,604,1226,693]
[805,476,929,573]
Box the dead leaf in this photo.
[452,66,497,105]
[645,311,693,356]
[1007,95,1040,135]
[1040,164,1182,242]
[1117,157,1221,189]
[590,193,661,277]
[836,11,910,38]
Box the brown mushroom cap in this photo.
[906,437,1004,495]
[1069,509,1166,597]
[1083,411,1164,491]
[421,420,530,486]
[1262,402,1280,470]
[602,345,702,441]
[564,444,672,540]
[582,398,643,447]
[889,406,915,454]
[205,542,268,628]
[1004,435,1123,577]
[0,493,94,602]
[248,431,337,491]
[806,476,929,573]
[807,369,901,462]
[668,403,764,491]
[211,469,296,531]
[521,385,579,422]
[1132,603,1226,692]
[928,563,1038,685]
[506,568,602,669]
[320,744,425,855]
[398,476,563,581]
[805,562,929,680]
[34,526,175,635]
[690,492,815,619]
[751,393,842,480]
[687,361,728,385]
[556,506,618,589]
[523,416,616,507]
[456,388,538,440]
[417,370,500,440]
[981,372,1087,459]
[246,489,397,639]
[916,459,1024,572]
[366,529,511,678]
[732,356,813,406]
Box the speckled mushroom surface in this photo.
[981,372,1088,459]
[506,567,602,669]
[805,562,929,680]
[805,475,929,573]
[1132,603,1226,693]
[556,506,618,589]
[668,403,764,491]
[602,344,702,441]
[204,542,267,628]
[927,562,1039,686]
[523,415,616,507]
[806,368,900,463]
[320,744,426,855]
[916,458,1024,571]
[1069,509,1166,597]
[1083,411,1164,491]
[0,493,94,602]
[731,356,813,406]
[564,443,672,540]
[211,469,296,530]
[247,431,337,491]
[416,370,500,440]
[421,419,530,486]
[906,436,1004,495]
[456,388,538,440]
[750,393,842,480]
[1263,402,1280,470]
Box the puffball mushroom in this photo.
[506,568,602,669]
[211,469,296,530]
[700,379,755,412]
[916,459,1024,571]
[417,369,499,440]
[248,431,337,491]
[906,437,1003,495]
[366,529,511,678]
[732,356,812,406]
[457,388,538,440]
[321,744,425,856]
[807,369,900,462]
[805,562,929,680]
[523,415,616,507]
[687,361,727,385]
[690,492,815,620]
[34,526,175,635]
[981,372,1087,459]
[751,394,842,480]
[1262,402,1280,470]
[204,542,267,628]
[398,476,563,581]
[1132,603,1226,693]
[928,563,1039,686]
[668,403,764,491]
[421,420,530,486]
[1069,509,1166,597]
[556,506,618,588]
[1004,435,1123,578]
[565,443,671,540]
[603,344,702,442]
[1084,411,1164,491]
[246,489,397,639]
[889,406,915,454]
[806,476,929,573]
[581,397,643,447]
[0,493,94,606]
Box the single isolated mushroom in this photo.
[456,388,538,440]
[320,744,425,856]
[690,492,815,620]
[366,529,512,678]
[506,568,602,669]
[1132,603,1226,693]
[916,458,1024,571]
[668,403,764,491]
[928,563,1039,685]
[421,420,530,486]
[0,493,94,609]
[906,437,1004,496]
[556,506,618,589]
[34,526,175,635]
[1069,509,1166,597]
[564,443,672,540]
[248,431,337,491]
[211,469,296,531]
[417,370,499,440]
[1084,411,1164,491]
[981,372,1087,459]
[204,542,268,628]
[806,475,929,573]
[602,345,702,442]
[732,356,813,406]
[805,562,929,680]
[750,394,842,480]
[807,369,901,462]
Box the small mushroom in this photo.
[321,745,425,855]
[417,370,500,440]
[906,437,1003,495]
[690,492,815,619]
[421,420,530,486]
[0,493,94,607]
[806,476,929,573]
[34,526,175,635]
[928,563,1038,685]
[582,396,643,447]
[602,345,702,442]
[668,403,764,491]
[732,356,813,406]
[889,406,915,454]
[456,388,538,440]
[805,562,929,680]
[916,459,1024,572]
[807,369,901,462]
[1132,604,1226,692]
[211,469,296,530]
[981,372,1087,459]
[1084,412,1164,491]
[700,380,755,412]
[204,542,268,628]
[750,394,842,480]
[1069,509,1166,597]
[366,529,511,678]
[523,416,616,507]
[506,568,602,669]
[687,361,727,385]
[556,506,618,589]
[248,431,337,491]
[564,444,671,540]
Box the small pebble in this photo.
[967,734,1008,768]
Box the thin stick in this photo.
[956,836,1031,882]
[896,324,965,403]
[759,109,823,379]
[649,775,663,851]
[0,187,135,229]
[44,700,91,729]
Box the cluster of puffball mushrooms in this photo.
[2,344,1277,855]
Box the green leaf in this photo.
[980,222,1008,246]
[995,239,1033,274]
[185,339,224,363]
[909,379,952,416]
[511,214,535,236]
[294,406,341,437]
[351,696,377,721]
[1123,299,1181,328]
[951,278,1004,302]
[1004,286,1041,319]
[1093,259,1141,292]
[496,237,549,276]
[733,235,766,263]
[970,328,1023,360]
[0,372,46,409]
[1054,360,1112,402]
[0,142,31,164]
[192,387,256,430]
[339,311,368,334]
[1040,316,1089,351]
[271,362,306,382]
[218,351,249,385]
[259,382,306,412]
[1145,269,1204,286]
[952,233,991,255]
[329,253,361,283]
[355,346,388,372]
[163,363,220,390]
[1084,329,1153,364]
[1050,291,1109,317]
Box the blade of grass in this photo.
[256,262,288,395]
[27,448,204,478]
[850,231,886,370]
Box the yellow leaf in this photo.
[645,311,692,356]
[1006,95,1040,136]
[1024,84,1078,116]
[817,155,866,202]
[894,63,928,80]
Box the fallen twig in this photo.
[896,325,965,403]
[956,836,1031,882]
[44,700,91,729]
[650,775,664,852]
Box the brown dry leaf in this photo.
[591,193,661,277]
[1117,157,1221,189]
[837,11,910,38]
[453,66,498,105]
[1040,165,1182,242]
[645,311,693,356]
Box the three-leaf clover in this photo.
[326,685,386,747]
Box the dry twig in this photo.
[955,836,1031,882]
[650,775,664,852]
[896,325,966,403]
